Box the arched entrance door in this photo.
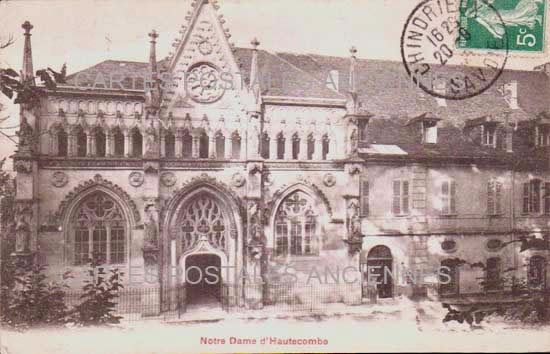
[185,253,222,305]
[367,245,393,298]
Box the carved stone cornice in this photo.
[55,173,141,224]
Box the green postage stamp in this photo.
[458,0,546,52]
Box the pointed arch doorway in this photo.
[185,253,222,305]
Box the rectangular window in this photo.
[486,257,501,291]
[424,125,438,144]
[487,180,503,215]
[483,124,496,147]
[110,228,125,264]
[545,183,550,214]
[441,180,457,215]
[304,218,316,255]
[392,180,409,215]
[524,180,541,213]
[74,228,89,266]
[360,179,369,217]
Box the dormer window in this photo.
[406,113,441,145]
[482,124,497,147]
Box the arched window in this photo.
[231,132,241,159]
[307,134,314,160]
[366,245,393,298]
[199,132,209,158]
[76,126,87,157]
[57,128,68,157]
[274,191,319,257]
[182,130,192,158]
[261,133,270,159]
[113,128,124,157]
[292,133,300,160]
[165,131,176,158]
[72,191,126,265]
[277,133,285,160]
[94,127,106,157]
[322,134,330,160]
[528,256,546,289]
[131,128,143,157]
[215,132,225,159]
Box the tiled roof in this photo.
[63,49,550,165]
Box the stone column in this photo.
[142,197,161,316]
[327,137,337,159]
[175,132,183,158]
[160,133,166,157]
[105,133,113,157]
[209,134,216,159]
[49,131,57,156]
[68,134,75,156]
[299,134,308,160]
[284,133,293,160]
[269,135,277,160]
[313,134,323,160]
[124,131,132,157]
[86,132,93,157]
[224,134,232,159]
[191,134,199,158]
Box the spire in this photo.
[21,21,35,85]
[249,38,262,107]
[145,29,160,114]
[349,46,357,94]
[148,29,159,81]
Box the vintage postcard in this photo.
[1,0,550,353]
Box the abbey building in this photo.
[11,0,550,314]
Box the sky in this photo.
[0,0,549,167]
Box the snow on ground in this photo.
[1,298,549,353]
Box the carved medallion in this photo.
[323,173,336,187]
[161,172,177,187]
[51,171,68,188]
[264,172,273,186]
[198,39,213,55]
[232,172,245,188]
[129,172,144,187]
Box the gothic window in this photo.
[76,127,87,157]
[485,257,501,291]
[231,132,241,159]
[57,128,68,157]
[199,132,209,158]
[94,127,106,157]
[72,191,127,265]
[182,131,192,158]
[441,179,457,215]
[274,191,319,257]
[277,133,285,160]
[307,134,314,160]
[292,133,300,160]
[179,193,228,252]
[113,128,124,157]
[523,179,542,214]
[528,256,546,289]
[131,128,143,157]
[482,123,496,147]
[392,179,409,216]
[322,134,330,160]
[165,131,176,158]
[215,132,225,159]
[487,179,503,215]
[261,133,270,159]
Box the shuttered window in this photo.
[487,179,503,215]
[441,180,457,215]
[392,180,409,215]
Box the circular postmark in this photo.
[400,0,509,100]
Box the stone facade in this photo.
[11,0,550,314]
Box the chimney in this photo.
[21,21,35,85]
